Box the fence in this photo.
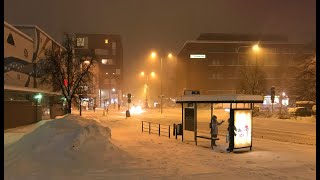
[141,121,171,138]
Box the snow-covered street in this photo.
[4,107,316,180]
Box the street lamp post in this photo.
[140,71,155,109]
[150,51,173,114]
[236,44,260,65]
[160,57,163,114]
[236,44,260,94]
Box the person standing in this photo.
[210,115,224,147]
[226,118,237,152]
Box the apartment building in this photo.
[74,34,124,108]
[176,33,313,98]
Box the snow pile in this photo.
[4,114,130,179]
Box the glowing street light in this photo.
[151,52,157,59]
[112,88,116,92]
[149,51,174,114]
[252,44,260,52]
[140,71,157,108]
[150,71,156,77]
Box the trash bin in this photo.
[126,110,130,117]
[176,123,183,135]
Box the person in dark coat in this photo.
[226,118,237,152]
[210,115,224,146]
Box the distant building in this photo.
[176,33,314,97]
[4,21,65,129]
[74,34,124,108]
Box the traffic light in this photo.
[271,86,275,103]
[127,93,132,104]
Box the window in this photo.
[116,69,121,75]
[77,37,85,47]
[211,59,220,65]
[112,42,116,55]
[7,33,15,46]
[210,72,222,79]
[105,39,109,44]
[101,59,113,65]
[95,49,109,55]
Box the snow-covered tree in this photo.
[291,54,316,102]
[39,34,95,113]
[238,65,267,95]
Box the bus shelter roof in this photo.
[175,94,264,104]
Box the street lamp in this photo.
[140,71,156,108]
[236,43,260,65]
[150,51,173,114]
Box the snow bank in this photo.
[4,114,130,179]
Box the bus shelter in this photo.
[175,94,263,152]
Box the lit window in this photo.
[77,37,85,47]
[101,59,113,65]
[102,59,107,64]
[105,39,109,44]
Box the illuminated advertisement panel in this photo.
[233,110,252,149]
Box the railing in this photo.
[142,121,171,138]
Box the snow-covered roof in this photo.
[4,21,34,42]
[4,84,62,96]
[175,94,264,103]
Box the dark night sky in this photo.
[4,0,316,90]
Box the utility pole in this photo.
[160,57,163,114]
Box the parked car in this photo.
[288,107,312,117]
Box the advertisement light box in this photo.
[233,110,252,149]
[190,54,206,58]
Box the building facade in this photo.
[176,33,314,98]
[74,34,124,108]
[4,21,65,129]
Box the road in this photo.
[126,108,316,146]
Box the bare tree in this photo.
[238,65,266,95]
[291,54,316,101]
[39,34,95,113]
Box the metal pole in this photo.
[181,103,184,142]
[36,99,38,122]
[280,95,282,114]
[160,57,163,114]
[194,103,197,145]
[159,124,160,136]
[149,122,151,134]
[169,125,170,138]
[145,76,149,108]
[99,89,102,108]
[103,101,105,116]
[80,97,82,116]
[142,121,143,132]
[109,77,111,111]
